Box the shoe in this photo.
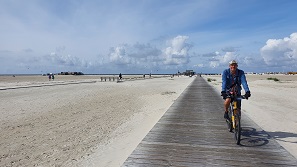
[224,112,229,120]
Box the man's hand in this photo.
[245,91,251,99]
[221,91,227,99]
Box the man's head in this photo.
[229,60,238,73]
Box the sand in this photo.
[1,73,297,167]
[0,74,194,167]
[205,74,297,159]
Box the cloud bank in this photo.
[0,35,192,74]
[191,33,297,72]
[106,35,191,72]
[261,33,297,68]
[1,32,297,74]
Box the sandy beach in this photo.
[1,73,297,166]
[0,74,194,167]
[205,74,297,159]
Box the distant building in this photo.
[287,72,297,75]
[183,70,195,76]
[59,71,84,75]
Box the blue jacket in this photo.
[222,68,250,94]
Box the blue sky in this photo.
[1,0,297,74]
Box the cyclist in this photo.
[221,60,251,120]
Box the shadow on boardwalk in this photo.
[239,127,297,147]
[240,127,270,147]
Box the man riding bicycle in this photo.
[221,60,251,120]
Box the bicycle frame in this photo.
[231,100,238,129]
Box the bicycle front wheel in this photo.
[226,106,233,132]
[234,114,241,145]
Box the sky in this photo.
[1,0,297,74]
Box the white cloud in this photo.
[46,53,88,67]
[194,64,205,68]
[261,32,297,67]
[0,35,193,74]
[108,35,192,69]
[208,51,238,68]
[37,46,91,69]
[192,50,261,72]
[109,46,131,65]
[164,35,191,65]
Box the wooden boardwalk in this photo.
[122,76,297,167]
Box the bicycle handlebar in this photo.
[236,95,247,100]
[226,94,247,100]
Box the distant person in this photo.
[221,60,251,120]
[119,73,122,80]
[52,74,55,80]
[48,74,51,81]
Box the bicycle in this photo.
[225,86,247,145]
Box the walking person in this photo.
[119,73,122,80]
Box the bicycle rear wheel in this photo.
[234,114,241,145]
